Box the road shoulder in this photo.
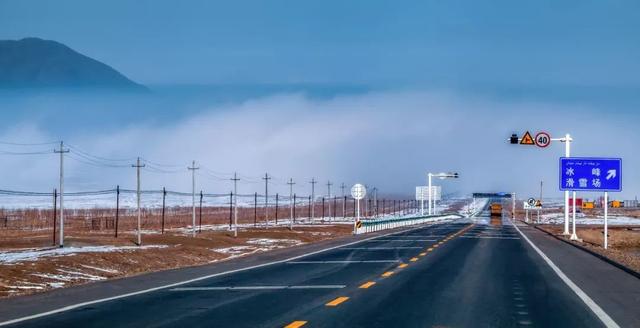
[516,222,640,328]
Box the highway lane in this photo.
[7,218,608,327]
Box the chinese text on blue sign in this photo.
[559,157,622,192]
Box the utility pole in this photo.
[341,183,346,220]
[188,160,199,237]
[326,181,333,218]
[231,173,240,237]
[263,173,271,226]
[373,187,378,217]
[54,141,69,248]
[132,157,145,246]
[309,178,317,222]
[287,178,295,230]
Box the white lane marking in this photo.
[287,260,399,264]
[512,223,620,328]
[460,236,520,240]
[170,285,346,291]
[390,235,446,238]
[0,223,443,326]
[365,239,437,242]
[340,247,423,250]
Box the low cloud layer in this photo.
[0,89,638,200]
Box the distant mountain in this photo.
[0,38,146,91]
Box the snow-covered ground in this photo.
[0,192,306,210]
[534,212,640,225]
[0,245,168,264]
[210,238,305,260]
[459,198,489,217]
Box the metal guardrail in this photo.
[354,213,463,234]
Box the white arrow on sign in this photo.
[606,169,616,180]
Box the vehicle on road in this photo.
[490,203,502,216]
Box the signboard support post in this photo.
[604,192,608,249]
[563,133,571,235]
[570,191,578,240]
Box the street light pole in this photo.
[428,173,432,215]
[427,172,459,216]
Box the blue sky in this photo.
[0,0,638,198]
[1,0,639,89]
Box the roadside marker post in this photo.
[559,157,622,248]
[351,184,366,234]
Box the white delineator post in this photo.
[570,191,578,240]
[604,192,608,249]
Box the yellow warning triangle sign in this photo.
[520,131,535,145]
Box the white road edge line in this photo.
[512,223,620,328]
[0,223,441,326]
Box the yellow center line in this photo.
[410,257,418,262]
[398,263,409,269]
[434,244,439,248]
[326,296,349,307]
[285,321,307,328]
[419,252,426,256]
[427,248,434,251]
[382,271,395,277]
[359,281,376,289]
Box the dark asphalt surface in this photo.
[5,213,628,328]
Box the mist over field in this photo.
[0,87,638,199]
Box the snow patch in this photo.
[0,245,168,264]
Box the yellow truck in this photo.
[490,203,502,216]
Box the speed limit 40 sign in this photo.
[535,132,551,148]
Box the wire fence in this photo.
[0,186,420,245]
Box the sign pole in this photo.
[563,133,571,235]
[570,191,578,240]
[604,192,608,249]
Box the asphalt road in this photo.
[5,214,627,328]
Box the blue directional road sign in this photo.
[559,157,622,192]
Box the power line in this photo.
[0,141,58,146]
